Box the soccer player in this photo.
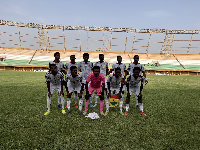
[64,55,79,108]
[109,56,127,108]
[125,67,148,116]
[127,55,147,108]
[44,63,65,115]
[94,54,109,107]
[83,66,106,116]
[48,52,66,109]
[106,67,125,115]
[78,53,93,107]
[65,66,84,115]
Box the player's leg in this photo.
[76,87,83,115]
[74,91,78,108]
[83,86,93,115]
[44,84,55,115]
[66,92,72,114]
[97,88,105,116]
[117,89,124,115]
[137,90,146,116]
[56,85,66,114]
[125,87,132,116]
[104,89,110,116]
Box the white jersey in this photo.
[108,73,123,89]
[65,73,83,88]
[49,61,65,72]
[94,61,108,77]
[127,63,144,75]
[78,61,93,80]
[45,71,64,85]
[112,63,126,78]
[126,74,145,88]
[64,62,79,75]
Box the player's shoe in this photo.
[62,109,66,114]
[140,111,147,116]
[65,105,68,108]
[119,111,124,115]
[44,111,50,116]
[89,103,93,107]
[65,110,71,115]
[93,103,97,107]
[105,111,109,116]
[83,111,87,115]
[136,105,139,109]
[122,105,126,108]
[58,104,62,109]
[125,111,128,116]
[74,104,78,108]
[79,110,83,115]
[100,111,105,116]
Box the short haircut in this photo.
[92,66,100,71]
[115,67,121,72]
[83,53,89,58]
[134,55,139,59]
[99,54,104,58]
[54,52,60,57]
[133,67,141,72]
[117,56,122,59]
[70,66,77,71]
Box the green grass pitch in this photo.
[0,71,199,149]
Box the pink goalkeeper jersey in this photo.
[86,73,105,88]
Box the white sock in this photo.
[60,95,65,109]
[139,103,143,112]
[47,94,51,111]
[95,94,98,104]
[58,94,61,105]
[126,104,129,111]
[119,99,123,111]
[135,95,138,106]
[90,95,93,103]
[121,93,124,103]
[79,98,83,111]
[105,98,109,111]
[74,93,77,104]
[67,98,71,111]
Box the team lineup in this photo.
[44,52,148,116]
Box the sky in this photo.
[1,0,200,30]
[1,0,200,54]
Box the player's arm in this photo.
[102,83,105,93]
[63,70,67,75]
[65,75,69,93]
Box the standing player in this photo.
[49,52,66,109]
[65,66,84,115]
[106,67,125,115]
[64,55,79,108]
[44,63,65,115]
[83,66,106,116]
[125,67,148,116]
[109,56,127,108]
[127,55,147,108]
[94,54,109,107]
[78,53,93,107]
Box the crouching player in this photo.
[44,63,65,115]
[125,67,148,116]
[65,66,84,115]
[83,66,106,116]
[106,67,125,116]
